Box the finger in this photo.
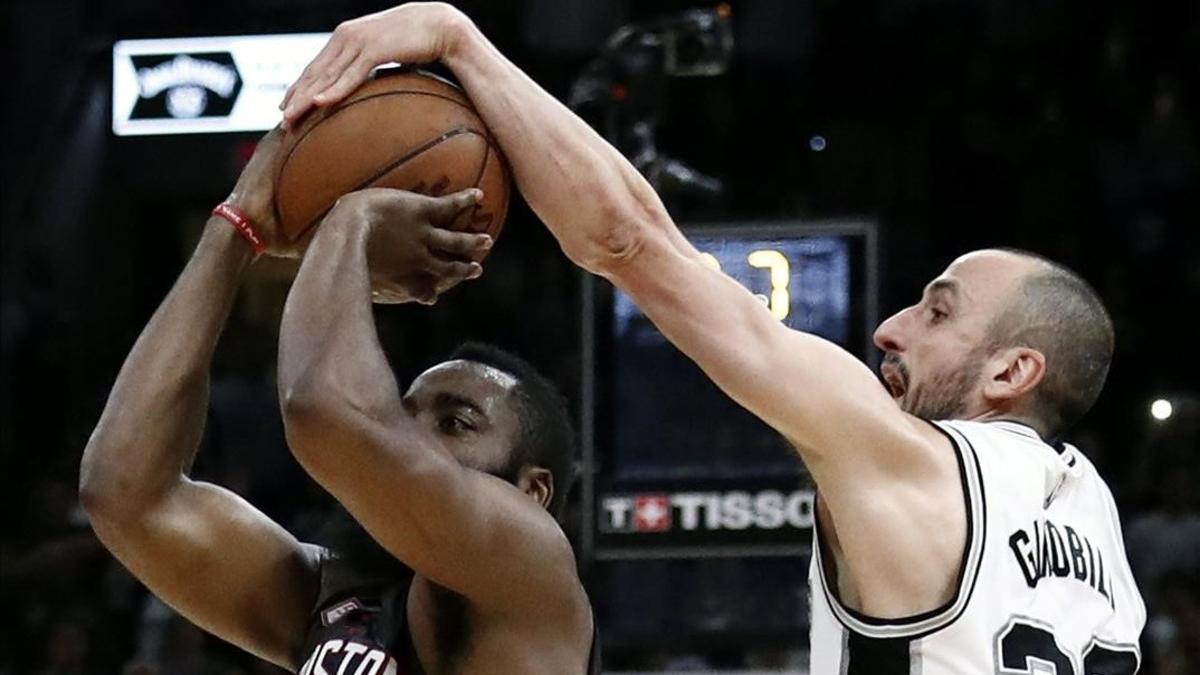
[426,229,493,258]
[280,73,304,113]
[281,40,345,112]
[425,257,483,280]
[283,47,360,125]
[281,73,302,112]
[312,56,374,107]
[308,45,361,96]
[428,188,483,220]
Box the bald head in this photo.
[984,249,1114,438]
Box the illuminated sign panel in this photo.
[599,489,816,534]
[585,220,878,557]
[112,33,330,136]
[610,231,858,484]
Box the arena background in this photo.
[1,1,1197,673]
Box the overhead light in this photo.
[1151,398,1173,421]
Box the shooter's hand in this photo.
[224,127,303,258]
[324,187,490,305]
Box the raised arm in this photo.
[277,188,581,614]
[78,131,318,669]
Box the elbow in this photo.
[77,471,108,523]
[78,420,187,528]
[78,436,131,526]
[78,482,125,532]
[279,378,343,469]
[78,426,161,528]
[279,378,317,425]
[280,381,322,446]
[279,364,333,429]
[570,202,653,277]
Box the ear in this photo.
[982,347,1046,403]
[518,467,554,511]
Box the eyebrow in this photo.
[433,392,489,420]
[924,279,961,301]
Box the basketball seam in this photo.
[273,89,487,234]
[469,133,511,238]
[490,143,512,239]
[465,141,509,239]
[294,127,488,238]
[348,89,475,113]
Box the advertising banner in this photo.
[112,33,330,136]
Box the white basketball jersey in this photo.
[809,419,1145,674]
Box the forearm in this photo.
[277,214,400,443]
[80,220,252,514]
[444,20,696,273]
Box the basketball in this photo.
[273,69,510,258]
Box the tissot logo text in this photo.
[600,490,814,533]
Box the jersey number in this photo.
[997,618,1139,674]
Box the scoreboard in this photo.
[583,220,878,557]
[581,219,878,650]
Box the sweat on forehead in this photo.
[415,360,520,391]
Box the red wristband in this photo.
[212,202,266,257]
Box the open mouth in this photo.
[880,362,907,399]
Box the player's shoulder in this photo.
[946,420,1103,475]
[931,419,1065,460]
[929,419,1070,483]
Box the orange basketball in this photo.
[273,69,510,257]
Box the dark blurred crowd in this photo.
[2,0,1198,673]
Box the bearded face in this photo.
[873,251,1040,423]
[881,346,988,421]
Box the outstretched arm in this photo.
[281,4,966,618]
[79,132,317,669]
[278,188,582,616]
[280,3,943,482]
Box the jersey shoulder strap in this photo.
[811,418,988,639]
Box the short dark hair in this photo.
[987,250,1114,439]
[448,342,578,521]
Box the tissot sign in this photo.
[112,34,330,135]
[598,488,815,549]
